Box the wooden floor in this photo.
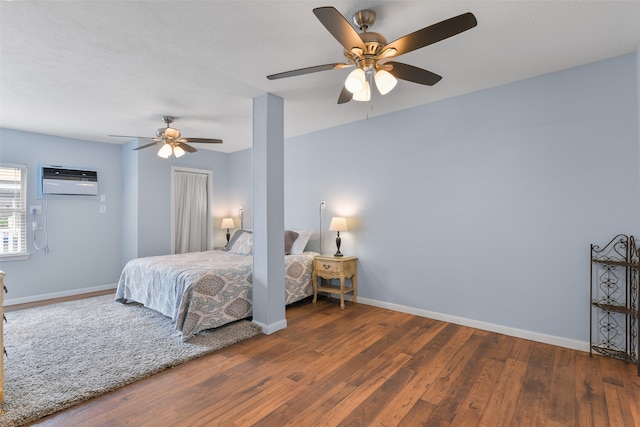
[23,295,640,427]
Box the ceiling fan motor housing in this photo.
[346,10,389,72]
[157,116,181,140]
[157,127,181,140]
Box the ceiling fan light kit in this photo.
[158,143,186,159]
[109,115,223,158]
[267,6,477,104]
[345,65,397,100]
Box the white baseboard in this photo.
[253,318,287,335]
[5,283,117,306]
[357,296,590,353]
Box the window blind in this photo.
[0,164,27,256]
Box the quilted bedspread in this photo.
[115,250,316,339]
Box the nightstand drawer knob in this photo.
[323,264,332,269]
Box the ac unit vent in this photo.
[39,165,99,196]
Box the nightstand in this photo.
[312,255,358,309]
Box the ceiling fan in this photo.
[109,116,223,158]
[267,6,477,104]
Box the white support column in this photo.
[251,93,286,334]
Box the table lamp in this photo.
[329,217,348,257]
[221,217,235,247]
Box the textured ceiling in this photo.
[1,1,639,154]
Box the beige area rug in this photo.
[1,294,261,427]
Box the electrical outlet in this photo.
[320,201,326,210]
[31,206,42,215]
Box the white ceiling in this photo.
[1,1,639,154]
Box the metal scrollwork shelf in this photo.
[590,234,639,376]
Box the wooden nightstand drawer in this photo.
[316,259,343,274]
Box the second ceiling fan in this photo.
[109,116,222,158]
[267,6,477,104]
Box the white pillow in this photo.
[290,230,313,255]
[228,231,253,255]
[225,229,248,252]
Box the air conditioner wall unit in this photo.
[38,165,99,197]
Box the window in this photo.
[0,164,27,258]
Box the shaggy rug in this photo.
[0,294,261,427]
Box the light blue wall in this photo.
[0,129,122,299]
[228,148,253,229]
[121,141,232,259]
[233,53,640,343]
[121,139,139,264]
[173,146,232,250]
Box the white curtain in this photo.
[174,170,209,254]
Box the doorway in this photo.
[171,167,213,254]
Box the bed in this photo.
[115,229,316,340]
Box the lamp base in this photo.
[334,234,343,257]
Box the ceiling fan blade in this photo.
[132,141,160,151]
[382,12,477,57]
[313,6,365,52]
[267,63,348,80]
[177,142,197,153]
[181,137,223,144]
[337,86,353,104]
[109,134,156,140]
[387,62,443,86]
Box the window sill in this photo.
[0,253,30,261]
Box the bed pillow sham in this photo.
[225,229,248,251]
[290,230,313,255]
[228,230,253,255]
[227,229,303,255]
[284,230,299,255]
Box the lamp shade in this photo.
[220,218,235,229]
[329,217,348,232]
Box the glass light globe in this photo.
[173,145,186,158]
[353,81,371,102]
[157,143,172,158]
[345,68,366,94]
[375,69,397,95]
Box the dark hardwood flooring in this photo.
[15,294,640,426]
